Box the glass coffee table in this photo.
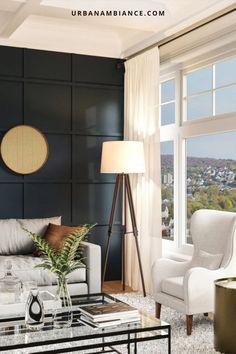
[0,293,171,353]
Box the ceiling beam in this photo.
[0,0,42,38]
[0,0,23,12]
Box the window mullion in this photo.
[213,64,216,116]
[175,70,181,249]
[179,68,186,250]
[182,72,187,123]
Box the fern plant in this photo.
[23,224,96,279]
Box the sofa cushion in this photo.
[162,276,184,299]
[0,255,86,286]
[42,223,86,251]
[0,217,61,255]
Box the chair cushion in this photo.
[162,276,184,299]
[191,249,223,270]
[0,255,86,286]
[0,217,61,255]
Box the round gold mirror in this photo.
[0,125,48,174]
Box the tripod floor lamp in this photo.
[100,141,146,297]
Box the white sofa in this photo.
[0,216,101,295]
[152,209,236,335]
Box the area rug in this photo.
[115,292,219,354]
[7,293,219,354]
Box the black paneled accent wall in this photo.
[0,46,124,280]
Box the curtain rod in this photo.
[124,4,236,61]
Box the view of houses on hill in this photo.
[161,155,236,241]
[186,157,236,193]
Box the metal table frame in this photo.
[0,293,171,354]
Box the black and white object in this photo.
[25,289,44,330]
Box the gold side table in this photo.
[214,278,236,354]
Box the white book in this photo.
[79,314,140,328]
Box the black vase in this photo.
[25,289,44,330]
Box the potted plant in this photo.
[23,224,95,328]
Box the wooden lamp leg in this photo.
[102,174,121,286]
[125,175,146,297]
[103,173,147,297]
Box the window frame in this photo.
[160,51,236,256]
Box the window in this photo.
[184,56,236,121]
[160,79,175,126]
[160,53,236,255]
[186,132,236,244]
[161,141,174,241]
[215,57,236,115]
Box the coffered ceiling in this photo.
[0,0,235,58]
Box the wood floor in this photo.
[102,280,134,294]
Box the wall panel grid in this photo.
[0,46,124,280]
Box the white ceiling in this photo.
[0,0,235,58]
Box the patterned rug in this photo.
[115,293,219,354]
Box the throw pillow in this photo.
[191,249,223,270]
[34,223,87,255]
[0,216,61,256]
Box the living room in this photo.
[0,0,236,353]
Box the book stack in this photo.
[79,302,140,328]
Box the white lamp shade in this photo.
[100,141,145,174]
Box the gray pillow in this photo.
[191,249,223,270]
[0,217,62,255]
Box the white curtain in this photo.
[124,46,162,294]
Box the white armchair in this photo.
[152,209,236,335]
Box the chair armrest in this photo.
[184,267,225,314]
[82,241,101,294]
[152,258,191,294]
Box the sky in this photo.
[161,131,236,160]
[187,132,236,160]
